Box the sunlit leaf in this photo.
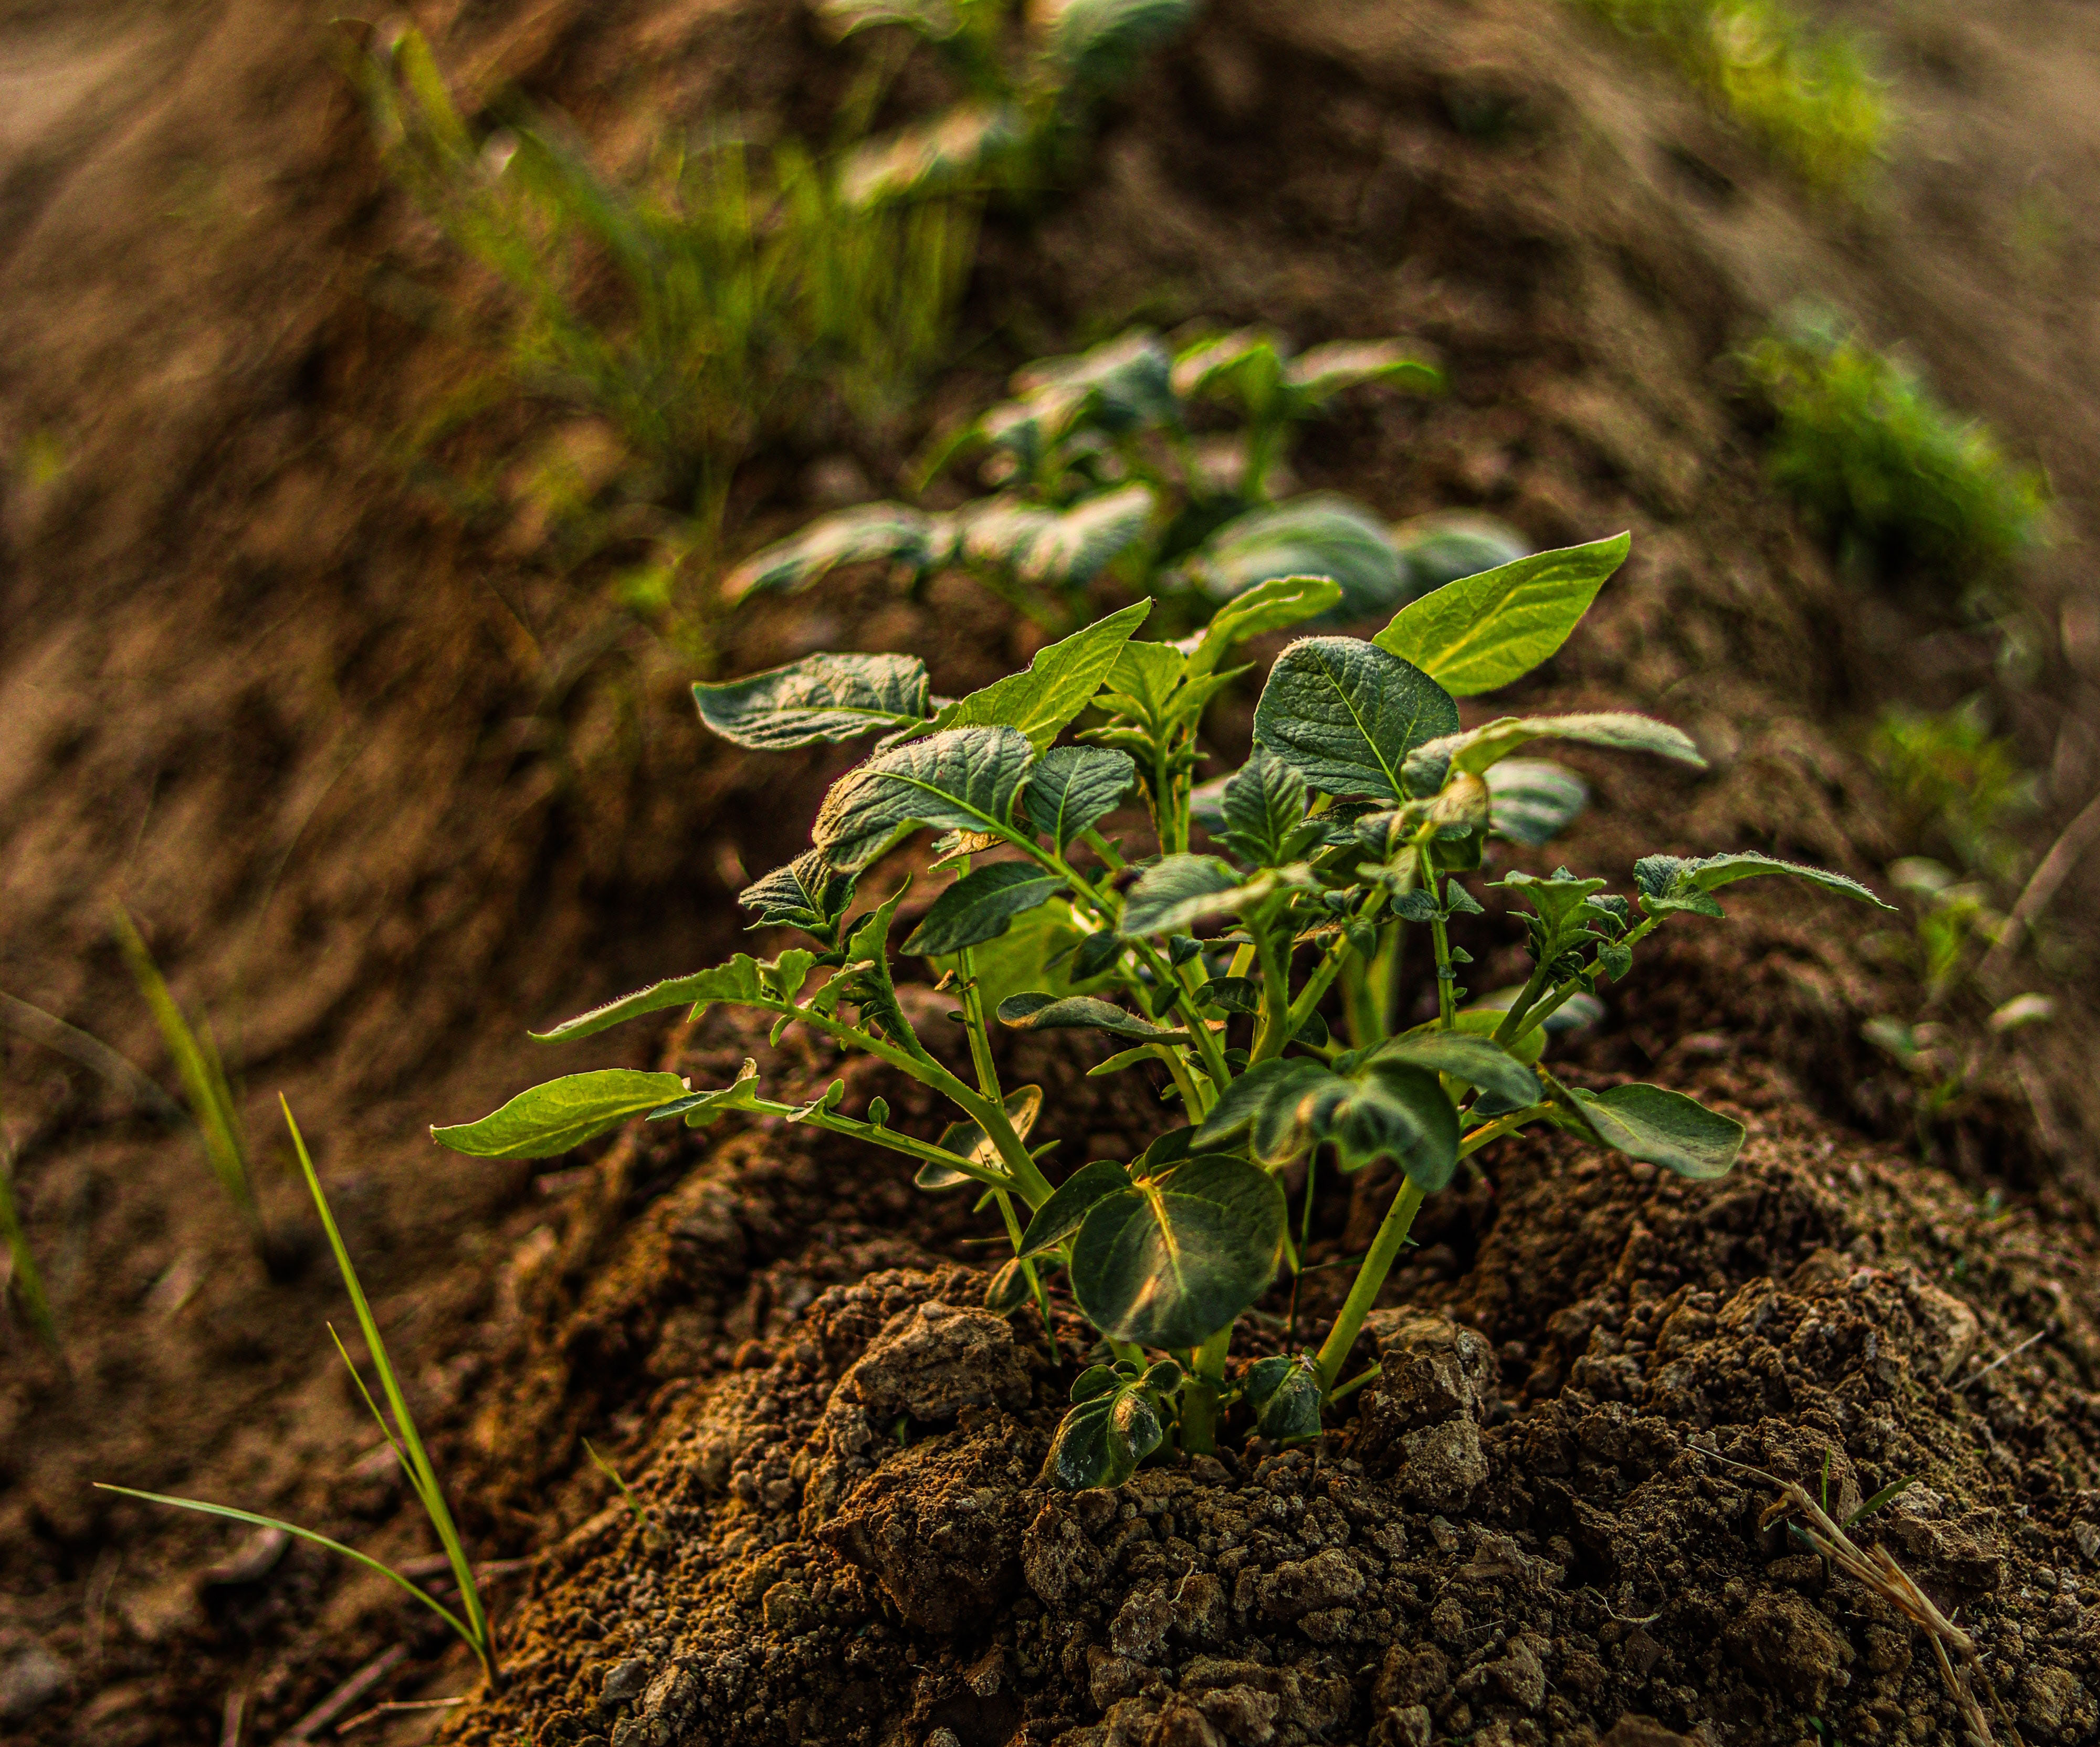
[695,653,931,750]
[1020,1159,1131,1256]
[917,1085,1043,1190]
[722,506,944,601]
[1424,712,1704,778]
[841,103,1028,205]
[1553,1080,1744,1181]
[1184,573,1343,677]
[433,1070,689,1159]
[647,1058,767,1127]
[958,486,1156,592]
[1023,745,1137,847]
[532,950,819,1041]
[1033,0,1196,91]
[996,992,1182,1041]
[1120,855,1246,936]
[1252,637,1460,800]
[1012,330,1178,434]
[812,727,1036,871]
[739,850,862,936]
[1045,1377,1163,1489]
[1284,340,1441,403]
[1633,850,1893,917]
[927,599,1153,750]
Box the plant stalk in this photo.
[1315,1176,1425,1393]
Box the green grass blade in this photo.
[0,1103,59,1353]
[582,1440,646,1524]
[328,1322,414,1480]
[92,1485,475,1644]
[111,904,260,1238]
[281,1101,494,1674]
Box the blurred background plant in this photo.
[1744,306,2052,589]
[1572,0,1887,192]
[0,1092,59,1354]
[348,1,1201,647]
[724,322,1529,633]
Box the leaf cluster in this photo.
[438,532,1887,1485]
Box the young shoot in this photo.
[100,1101,497,1683]
[438,532,1888,1486]
[0,1093,59,1354]
[112,903,267,1258]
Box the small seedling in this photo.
[1575,0,1886,191]
[724,322,1503,633]
[1871,701,2034,887]
[439,529,1886,1486]
[111,903,267,1255]
[583,1440,647,1525]
[1745,307,2050,585]
[99,1101,497,1683]
[0,1094,59,1353]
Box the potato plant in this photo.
[437,534,1886,1485]
[724,323,1523,630]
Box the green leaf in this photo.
[1633,850,1893,916]
[1373,532,1630,697]
[812,727,1036,871]
[646,1058,766,1127]
[1450,1005,1544,1065]
[1171,327,1284,402]
[984,1257,1032,1316]
[1069,1152,1287,1349]
[532,951,818,1041]
[1100,639,1189,723]
[957,486,1155,591]
[1426,713,1705,780]
[1023,746,1136,847]
[831,888,918,1045]
[1391,511,1530,595]
[1374,1034,1540,1108]
[1244,1353,1324,1445]
[1120,855,1246,936]
[1011,330,1178,434]
[1020,1159,1132,1256]
[1283,340,1441,403]
[928,600,1153,751]
[1194,1056,1461,1187]
[739,850,861,936]
[904,862,1066,956]
[818,0,963,39]
[1183,494,1406,618]
[1252,637,1461,800]
[432,1069,689,1160]
[918,1085,1043,1190]
[1220,751,1310,868]
[694,653,931,751]
[721,505,943,601]
[1045,1379,1164,1490]
[1485,759,1589,848]
[1185,574,1344,677]
[996,993,1182,1041]
[1559,1082,1744,1180]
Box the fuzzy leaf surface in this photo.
[695,653,931,751]
[533,951,818,1041]
[996,993,1181,1041]
[647,1058,765,1127]
[1560,1082,1745,1180]
[1633,851,1892,916]
[1069,1152,1286,1349]
[905,862,1067,956]
[433,1070,689,1159]
[812,727,1035,870]
[1251,637,1460,801]
[1424,713,1704,777]
[1372,532,1630,696]
[1023,746,1137,846]
[1220,751,1311,867]
[739,850,860,934]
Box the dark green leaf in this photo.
[1072,1363,1123,1403]
[920,1085,1044,1190]
[739,850,861,936]
[1194,1056,1461,1187]
[996,993,1181,1041]
[984,1258,1032,1317]
[722,506,943,601]
[1632,851,1893,917]
[1221,750,1310,867]
[432,1069,689,1160]
[1244,1353,1324,1444]
[1560,1082,1745,1181]
[812,727,1036,871]
[1485,759,1589,848]
[905,862,1067,956]
[1024,746,1137,847]
[1199,977,1261,1015]
[1120,855,1246,936]
[1252,637,1460,801]
[928,601,1153,751]
[1020,1159,1133,1256]
[1045,1381,1163,1489]
[1391,511,1530,595]
[1497,868,1612,959]
[1141,1359,1183,1393]
[1069,1153,1287,1349]
[1376,1034,1540,1107]
[1372,532,1630,697]
[830,888,918,1046]
[1011,330,1178,433]
[694,653,931,751]
[1183,494,1406,618]
[531,951,818,1041]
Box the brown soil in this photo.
[5,1,2100,1744]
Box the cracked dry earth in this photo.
[432,1006,2100,1747]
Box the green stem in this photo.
[1250,909,1294,1062]
[1179,1326,1233,1455]
[1315,1176,1426,1393]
